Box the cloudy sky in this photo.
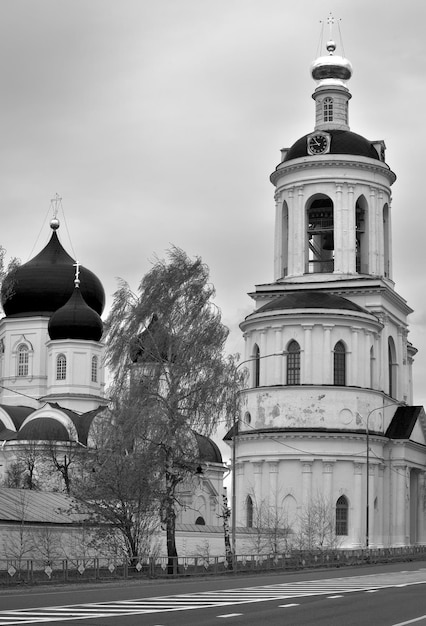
[1,0,426,425]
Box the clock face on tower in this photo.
[307,133,330,155]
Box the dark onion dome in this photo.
[17,417,71,441]
[255,291,369,315]
[283,129,380,163]
[1,229,105,318]
[193,432,223,464]
[48,285,103,341]
[130,314,177,363]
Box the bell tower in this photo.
[230,22,426,549]
[272,35,394,283]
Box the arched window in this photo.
[91,355,98,383]
[334,341,346,386]
[388,337,397,397]
[287,340,301,385]
[336,495,348,535]
[17,344,29,377]
[246,495,253,528]
[253,344,260,388]
[195,516,205,525]
[56,354,66,380]
[370,345,374,389]
[323,97,333,122]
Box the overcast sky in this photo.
[1,1,426,432]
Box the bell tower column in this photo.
[294,186,305,276]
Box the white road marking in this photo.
[392,616,426,626]
[218,614,243,618]
[0,569,425,625]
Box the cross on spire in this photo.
[49,193,62,230]
[51,193,62,220]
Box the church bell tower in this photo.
[232,25,426,549]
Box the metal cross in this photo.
[73,261,81,286]
[51,193,62,219]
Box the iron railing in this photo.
[1,545,426,585]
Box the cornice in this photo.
[270,156,396,186]
[237,428,388,442]
[247,280,413,317]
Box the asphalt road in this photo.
[0,561,425,625]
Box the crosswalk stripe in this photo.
[0,570,425,625]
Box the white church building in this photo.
[0,213,226,543]
[231,38,426,548]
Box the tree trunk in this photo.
[166,505,178,574]
[222,493,233,569]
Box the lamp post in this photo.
[364,401,403,549]
[231,351,285,563]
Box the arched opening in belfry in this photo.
[383,203,390,278]
[388,337,397,398]
[281,200,289,278]
[306,196,334,273]
[356,195,368,274]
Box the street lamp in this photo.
[231,351,285,562]
[364,400,403,548]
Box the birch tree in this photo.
[103,247,241,572]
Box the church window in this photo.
[17,344,29,377]
[253,344,260,387]
[246,495,254,527]
[333,341,346,386]
[287,340,301,385]
[91,355,98,383]
[388,338,397,397]
[323,97,333,122]
[195,516,206,525]
[307,197,334,274]
[370,345,374,389]
[335,495,348,535]
[56,354,66,380]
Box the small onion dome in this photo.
[282,129,380,163]
[130,314,177,363]
[1,228,105,318]
[311,40,352,82]
[255,291,369,315]
[48,286,103,341]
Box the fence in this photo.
[2,545,426,586]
